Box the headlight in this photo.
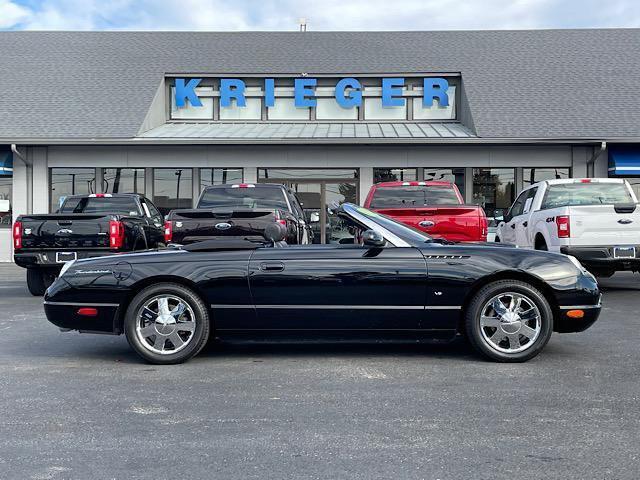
[59,259,76,277]
[567,255,590,275]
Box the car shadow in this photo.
[597,272,640,292]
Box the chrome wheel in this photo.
[135,295,196,355]
[479,292,541,354]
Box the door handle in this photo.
[260,262,285,272]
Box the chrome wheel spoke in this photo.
[520,325,537,339]
[176,321,195,332]
[507,334,520,349]
[157,297,171,315]
[511,296,522,313]
[490,329,506,344]
[480,315,501,328]
[520,308,538,321]
[492,298,508,316]
[139,324,156,338]
[171,302,187,319]
[153,335,166,351]
[169,332,185,349]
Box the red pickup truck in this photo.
[363,181,488,242]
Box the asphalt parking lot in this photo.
[1,263,639,480]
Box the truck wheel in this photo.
[124,283,210,364]
[534,236,548,251]
[27,269,57,296]
[465,280,553,362]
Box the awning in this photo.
[137,121,476,142]
[609,147,640,175]
[0,150,12,175]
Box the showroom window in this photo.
[153,168,193,215]
[424,168,466,196]
[472,168,515,222]
[315,87,359,121]
[50,168,97,212]
[219,86,262,120]
[523,167,571,187]
[374,168,417,184]
[102,168,145,194]
[412,86,456,120]
[170,86,214,120]
[200,168,243,191]
[0,175,11,228]
[363,87,407,120]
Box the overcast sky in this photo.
[1,0,639,30]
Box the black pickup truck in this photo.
[14,193,165,295]
[164,183,313,245]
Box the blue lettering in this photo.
[335,78,362,108]
[423,78,449,107]
[264,78,275,108]
[175,78,202,107]
[220,79,246,107]
[295,78,317,107]
[382,77,405,107]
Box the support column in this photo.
[32,147,49,213]
[12,149,29,221]
[244,167,258,184]
[359,167,373,205]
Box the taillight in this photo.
[164,220,173,243]
[277,219,287,226]
[480,216,488,239]
[13,221,22,250]
[556,215,571,238]
[109,220,125,249]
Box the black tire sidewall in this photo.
[465,280,553,362]
[26,269,46,296]
[124,283,210,364]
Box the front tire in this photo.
[465,280,553,362]
[124,283,210,364]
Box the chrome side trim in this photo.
[211,304,462,310]
[43,301,120,307]
[558,304,601,310]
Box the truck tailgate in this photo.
[170,208,277,244]
[567,205,640,246]
[375,206,484,241]
[19,214,111,249]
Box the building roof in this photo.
[138,121,475,142]
[0,29,639,142]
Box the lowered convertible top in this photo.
[180,238,263,252]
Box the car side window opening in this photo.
[522,187,538,214]
[508,190,529,218]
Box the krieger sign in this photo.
[174,77,450,109]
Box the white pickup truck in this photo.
[495,178,640,277]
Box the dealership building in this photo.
[1,29,640,260]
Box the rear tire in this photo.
[534,235,548,251]
[26,269,55,296]
[465,280,553,362]
[494,237,501,243]
[124,283,210,364]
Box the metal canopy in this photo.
[137,122,475,142]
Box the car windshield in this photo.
[198,187,289,210]
[60,197,140,216]
[542,182,634,209]
[370,185,460,208]
[341,204,432,245]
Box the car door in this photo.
[141,198,165,247]
[502,190,527,244]
[515,187,538,248]
[247,243,428,330]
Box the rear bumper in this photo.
[560,245,640,272]
[43,300,120,334]
[555,297,602,333]
[14,250,118,269]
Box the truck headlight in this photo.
[59,260,76,277]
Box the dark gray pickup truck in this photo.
[14,193,165,295]
[164,183,313,245]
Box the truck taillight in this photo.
[556,215,571,238]
[13,221,22,250]
[480,216,488,239]
[277,219,287,226]
[109,220,125,249]
[164,221,173,243]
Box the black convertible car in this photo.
[44,203,601,364]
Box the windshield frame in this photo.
[338,203,432,247]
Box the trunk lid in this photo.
[567,204,640,246]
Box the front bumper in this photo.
[555,295,602,333]
[15,250,118,269]
[560,245,640,272]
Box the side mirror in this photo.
[362,229,385,248]
[309,212,320,223]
